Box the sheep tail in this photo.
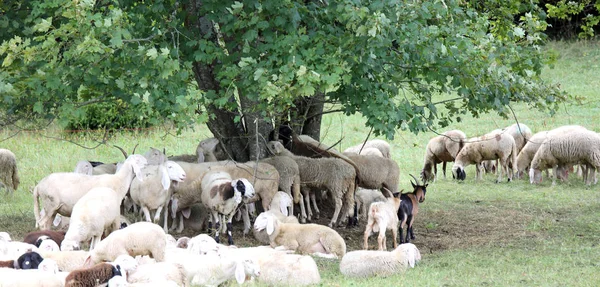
[33,186,41,228]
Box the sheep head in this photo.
[266,141,285,155]
[161,161,186,190]
[144,147,167,165]
[236,258,261,284]
[529,168,542,184]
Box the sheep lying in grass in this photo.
[23,230,65,248]
[253,192,299,244]
[39,250,89,272]
[65,262,123,287]
[363,188,401,251]
[421,130,466,182]
[34,154,147,230]
[530,127,600,185]
[254,212,346,258]
[340,243,421,278]
[0,148,20,194]
[344,139,392,159]
[452,131,518,182]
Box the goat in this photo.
[395,174,427,244]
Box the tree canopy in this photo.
[0,0,567,160]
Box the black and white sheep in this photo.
[64,262,123,287]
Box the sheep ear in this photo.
[266,215,275,235]
[160,166,171,190]
[280,204,288,216]
[53,215,62,227]
[83,255,93,267]
[133,164,143,182]
[182,208,191,219]
[234,261,246,284]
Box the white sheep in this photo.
[38,239,60,252]
[33,154,147,230]
[0,268,65,287]
[61,186,124,251]
[86,222,166,265]
[421,130,467,182]
[253,192,299,244]
[355,188,386,221]
[125,262,186,286]
[74,160,94,175]
[0,241,38,261]
[452,131,518,182]
[343,139,392,159]
[0,148,20,194]
[339,243,421,278]
[530,127,600,185]
[0,231,11,242]
[254,212,346,258]
[503,123,533,153]
[363,191,402,251]
[129,160,186,232]
[201,170,255,245]
[39,250,90,272]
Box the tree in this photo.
[0,0,567,161]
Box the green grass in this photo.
[2,40,600,286]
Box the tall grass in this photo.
[1,40,600,286]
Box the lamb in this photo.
[33,154,147,230]
[452,131,518,182]
[254,212,346,258]
[253,253,320,286]
[355,188,386,221]
[23,230,65,247]
[64,262,123,287]
[201,170,255,244]
[129,159,186,232]
[38,250,90,272]
[74,160,94,175]
[339,243,421,278]
[363,189,402,250]
[267,141,356,227]
[253,192,299,244]
[397,175,428,243]
[343,139,392,159]
[421,130,467,182]
[530,127,600,185]
[85,222,166,265]
[0,148,20,194]
[61,187,125,251]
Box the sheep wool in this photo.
[0,148,19,194]
[340,243,421,278]
[344,139,392,159]
[39,250,90,272]
[64,262,122,287]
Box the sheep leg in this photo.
[476,162,482,181]
[176,213,185,234]
[328,196,343,228]
[392,225,399,249]
[442,161,447,179]
[153,206,164,224]
[434,163,438,180]
[363,223,373,250]
[240,206,251,235]
[496,157,506,183]
[212,212,221,243]
[303,190,313,221]
[377,222,387,251]
[163,205,169,232]
[311,193,320,219]
[226,216,234,245]
[298,194,307,223]
[142,206,152,222]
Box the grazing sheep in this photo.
[86,222,166,266]
[452,131,518,182]
[38,250,90,272]
[530,127,600,185]
[130,160,186,232]
[421,130,467,182]
[74,160,94,175]
[344,139,392,159]
[61,187,124,251]
[340,243,421,278]
[0,148,19,194]
[34,154,147,230]
[363,189,402,250]
[397,175,428,244]
[23,230,65,247]
[65,262,123,287]
[201,171,255,244]
[503,123,533,153]
[267,141,356,227]
[254,212,346,258]
[355,188,386,221]
[516,131,549,176]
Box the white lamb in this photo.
[363,191,402,251]
[340,243,421,278]
[61,187,124,251]
[34,154,147,230]
[129,160,186,232]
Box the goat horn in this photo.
[113,145,128,159]
[408,173,420,186]
[131,143,139,155]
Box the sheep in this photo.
[339,243,421,278]
[503,123,533,153]
[421,130,467,182]
[452,131,518,182]
[363,189,402,251]
[0,268,65,287]
[64,262,123,287]
[15,251,44,269]
[200,170,255,244]
[254,212,346,258]
[38,239,60,252]
[355,188,386,221]
[253,192,299,244]
[0,241,39,261]
[267,141,356,227]
[61,187,125,251]
[397,175,428,244]
[0,148,19,194]
[23,230,65,247]
[259,156,303,220]
[74,160,94,175]
[516,131,549,176]
[38,250,90,272]
[129,160,186,232]
[108,275,180,287]
[343,139,392,159]
[530,127,600,185]
[124,262,186,286]
[0,232,11,242]
[33,154,148,230]
[342,152,400,194]
[85,222,166,266]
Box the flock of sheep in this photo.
[0,121,593,286]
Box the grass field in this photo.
[1,40,600,286]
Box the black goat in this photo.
[395,174,427,244]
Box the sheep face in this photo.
[144,147,167,165]
[266,141,285,155]
[236,258,261,284]
[17,251,44,269]
[234,178,256,199]
[164,161,186,188]
[199,137,219,152]
[452,166,466,181]
[529,168,542,184]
